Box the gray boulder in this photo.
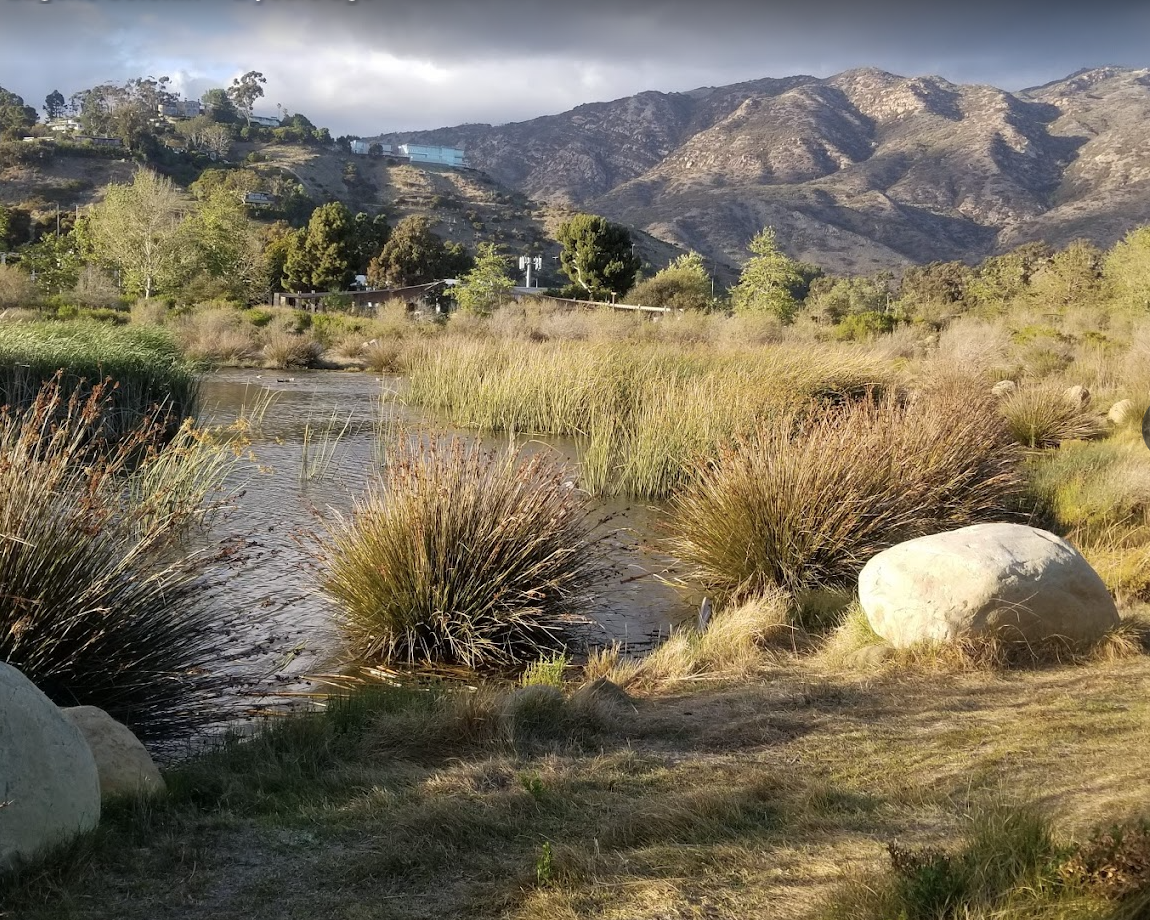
[1064,384,1091,407]
[859,523,1118,648]
[0,664,100,872]
[61,707,166,801]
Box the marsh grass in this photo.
[261,329,323,369]
[0,379,245,743]
[0,320,198,437]
[316,434,606,670]
[405,336,893,498]
[669,384,1028,597]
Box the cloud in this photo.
[1,0,1146,134]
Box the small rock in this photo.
[61,707,166,801]
[1064,384,1091,407]
[1108,399,1136,426]
[990,380,1017,397]
[0,664,101,872]
[859,523,1118,648]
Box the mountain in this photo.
[372,67,1150,274]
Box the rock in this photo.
[1108,399,1136,426]
[859,523,1118,649]
[61,707,165,801]
[1064,384,1091,407]
[0,664,100,872]
[570,677,633,710]
[990,380,1017,397]
[844,644,894,669]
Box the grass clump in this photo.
[316,435,605,670]
[0,379,244,744]
[819,802,1063,920]
[0,320,198,437]
[1000,383,1106,448]
[669,383,1027,598]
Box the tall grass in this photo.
[316,434,605,670]
[0,321,198,437]
[404,337,893,499]
[669,382,1028,597]
[0,379,244,744]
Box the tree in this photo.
[351,212,390,273]
[453,243,514,315]
[282,201,358,292]
[200,88,239,124]
[729,227,806,322]
[1104,226,1150,310]
[83,169,188,299]
[627,251,713,310]
[1029,239,1103,307]
[19,232,81,297]
[43,90,66,122]
[367,216,472,288]
[200,123,232,160]
[556,213,640,301]
[228,71,266,117]
[183,185,266,302]
[0,86,37,138]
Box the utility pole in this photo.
[519,255,542,288]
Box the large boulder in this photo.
[61,707,166,801]
[0,664,100,872]
[859,523,1119,648]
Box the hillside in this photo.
[0,140,689,288]
[373,66,1150,274]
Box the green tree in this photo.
[351,212,391,273]
[729,227,806,322]
[1030,239,1103,307]
[1104,226,1150,310]
[183,185,267,302]
[200,88,239,124]
[453,243,514,315]
[83,169,188,299]
[967,242,1051,309]
[367,215,472,288]
[0,86,37,138]
[282,201,358,292]
[806,274,892,324]
[627,251,713,310]
[556,213,640,301]
[19,232,81,297]
[43,90,66,122]
[228,71,266,118]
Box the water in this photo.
[197,368,699,706]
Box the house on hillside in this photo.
[248,113,281,128]
[243,192,277,207]
[158,99,202,119]
[399,144,466,168]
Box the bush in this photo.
[0,380,241,744]
[1000,384,1106,448]
[316,436,605,669]
[668,382,1028,596]
[261,330,323,369]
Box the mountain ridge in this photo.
[371,66,1150,274]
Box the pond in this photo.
[198,368,701,709]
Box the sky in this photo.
[2,0,1148,136]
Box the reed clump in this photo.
[316,434,605,670]
[0,321,198,438]
[669,383,1028,598]
[0,379,243,744]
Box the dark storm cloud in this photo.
[1,0,1147,134]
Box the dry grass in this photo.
[669,382,1028,597]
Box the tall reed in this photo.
[0,379,243,744]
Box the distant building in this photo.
[399,144,466,168]
[247,113,281,128]
[243,192,277,206]
[158,99,202,119]
[350,138,371,155]
[75,136,124,148]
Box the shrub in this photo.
[315,435,604,669]
[0,380,242,744]
[668,383,1027,596]
[261,330,323,369]
[1000,384,1106,448]
[1059,819,1150,900]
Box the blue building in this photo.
[399,144,467,168]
